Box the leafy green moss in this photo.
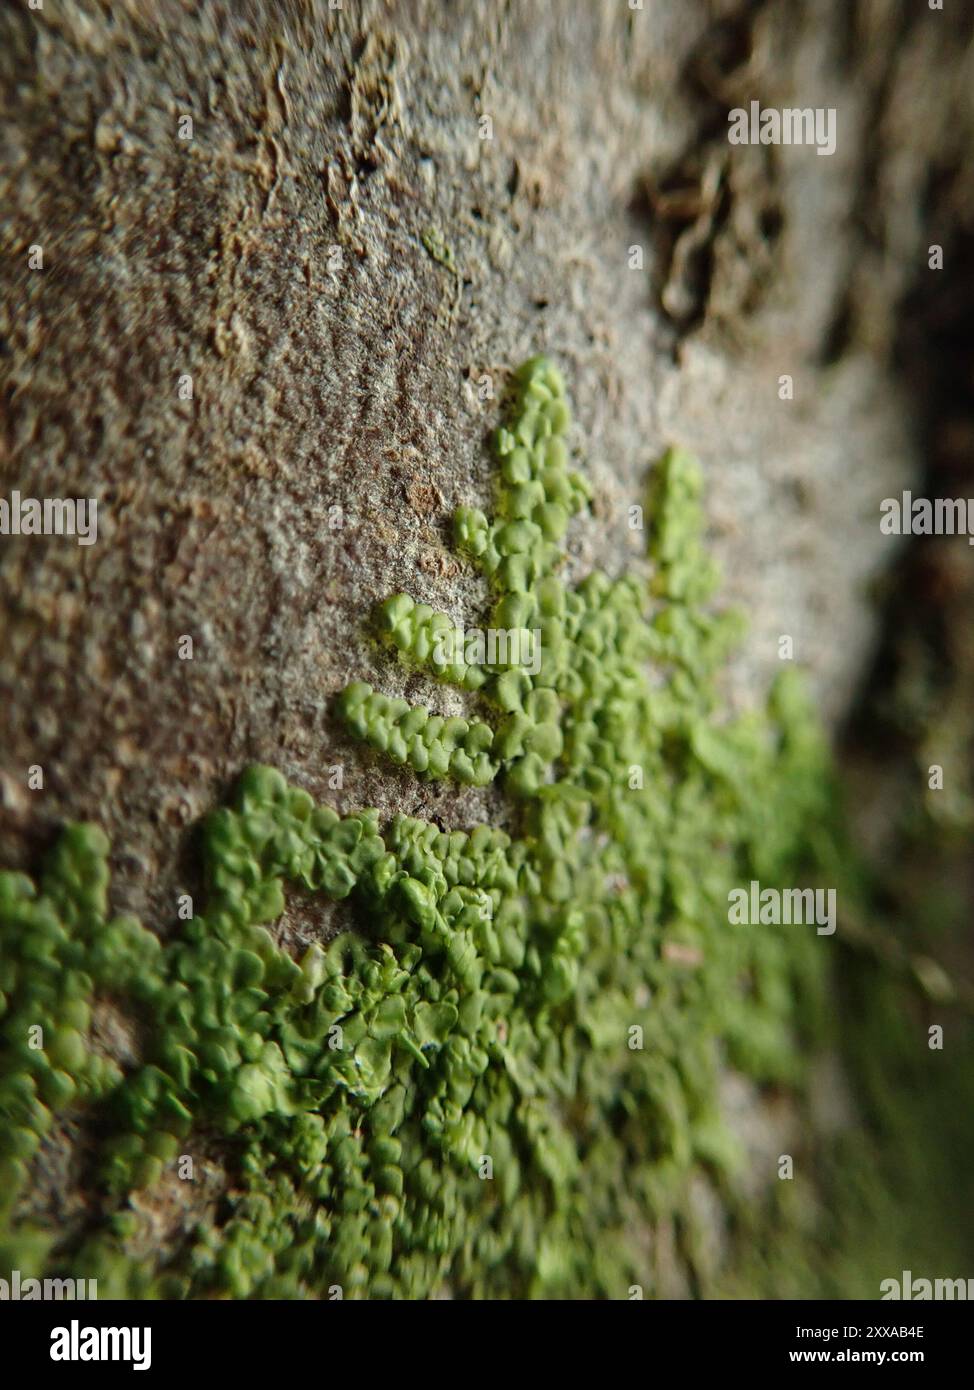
[0,357,839,1298]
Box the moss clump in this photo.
[0,358,836,1297]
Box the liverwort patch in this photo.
[0,357,837,1298]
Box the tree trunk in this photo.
[1,0,972,1299]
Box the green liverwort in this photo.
[0,357,834,1298]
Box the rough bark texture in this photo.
[2,0,973,1293]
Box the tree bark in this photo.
[2,0,973,1295]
